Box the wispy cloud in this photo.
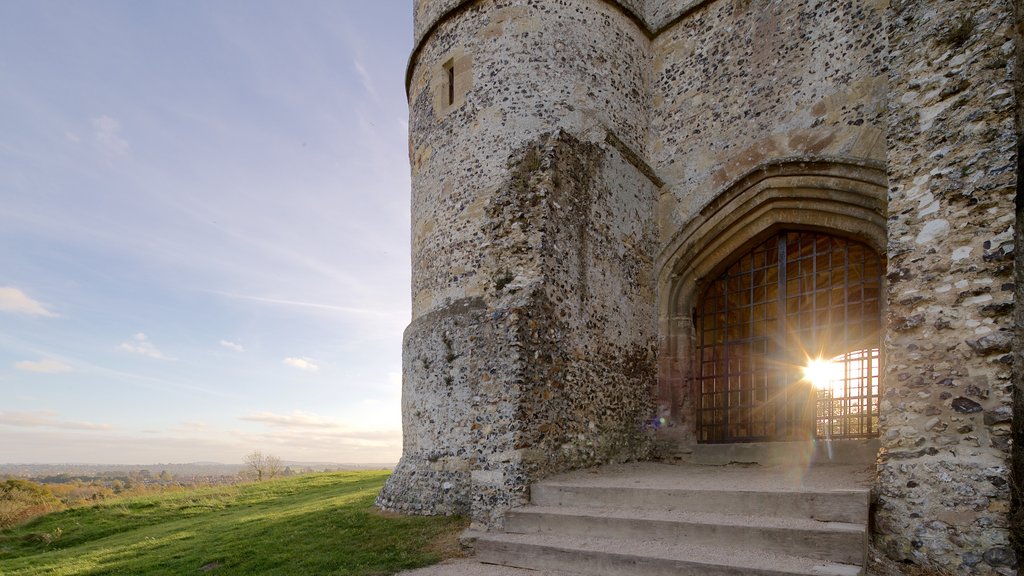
[78,361,238,399]
[0,287,58,317]
[0,425,400,465]
[211,291,395,318]
[239,410,401,445]
[352,57,376,98]
[15,358,72,373]
[0,411,113,431]
[283,357,318,372]
[173,420,211,433]
[92,115,129,155]
[242,411,335,428]
[219,339,244,352]
[117,333,171,360]
[65,131,81,143]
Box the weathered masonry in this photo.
[376,1,1024,574]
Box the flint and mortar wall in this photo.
[1015,0,1024,564]
[413,0,650,49]
[406,0,650,315]
[877,2,1019,573]
[379,0,659,529]
[379,132,660,529]
[468,132,659,528]
[386,0,1023,570]
[648,0,889,444]
[650,0,888,237]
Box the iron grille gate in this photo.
[695,231,882,443]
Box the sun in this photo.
[804,357,841,392]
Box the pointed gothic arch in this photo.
[655,159,888,445]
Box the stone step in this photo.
[504,505,866,565]
[530,482,870,524]
[468,531,863,576]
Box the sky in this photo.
[0,1,414,465]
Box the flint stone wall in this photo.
[378,129,659,529]
[649,0,888,238]
[384,0,1023,572]
[405,0,650,317]
[876,1,1019,573]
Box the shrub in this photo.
[0,479,64,529]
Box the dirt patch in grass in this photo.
[372,508,409,520]
[368,505,469,561]
[423,517,470,560]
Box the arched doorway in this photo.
[694,230,882,443]
[655,159,888,449]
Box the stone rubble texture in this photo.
[376,1,1024,574]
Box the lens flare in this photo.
[804,358,841,391]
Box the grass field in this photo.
[0,471,466,576]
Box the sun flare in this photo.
[804,358,841,392]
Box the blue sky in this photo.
[0,1,413,464]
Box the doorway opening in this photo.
[694,230,882,443]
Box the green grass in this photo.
[0,471,466,576]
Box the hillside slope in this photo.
[0,471,465,576]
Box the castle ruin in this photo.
[376,0,1024,573]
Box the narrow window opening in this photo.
[444,59,455,106]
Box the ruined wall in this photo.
[378,0,659,528]
[379,133,660,528]
[878,1,1019,573]
[468,132,659,527]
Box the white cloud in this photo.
[219,340,244,352]
[117,333,170,359]
[0,287,58,317]
[283,357,318,372]
[0,411,113,431]
[15,358,72,373]
[92,115,129,155]
[65,131,81,143]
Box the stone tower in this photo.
[377,1,1024,574]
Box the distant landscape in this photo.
[0,461,396,530]
[0,459,395,508]
[0,461,396,481]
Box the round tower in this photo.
[376,0,660,528]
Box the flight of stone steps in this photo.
[465,461,871,576]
